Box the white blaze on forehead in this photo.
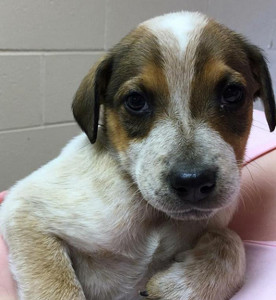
[142,11,208,53]
[142,11,209,128]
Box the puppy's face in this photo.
[73,12,275,220]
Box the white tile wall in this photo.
[0,0,105,50]
[0,55,42,130]
[44,52,104,124]
[0,124,80,190]
[0,0,275,190]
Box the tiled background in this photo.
[0,0,275,190]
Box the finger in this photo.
[0,236,18,297]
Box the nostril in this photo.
[200,183,215,194]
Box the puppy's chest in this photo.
[72,223,193,300]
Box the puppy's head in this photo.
[72,12,276,220]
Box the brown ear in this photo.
[72,55,113,143]
[244,43,276,132]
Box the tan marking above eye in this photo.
[202,60,247,88]
[106,108,131,152]
[140,63,169,100]
[114,63,169,105]
[114,77,143,103]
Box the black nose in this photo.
[169,166,217,203]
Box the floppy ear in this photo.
[244,43,276,132]
[72,55,113,143]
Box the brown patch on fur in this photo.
[73,25,169,150]
[202,59,247,88]
[106,108,131,152]
[72,55,112,144]
[190,20,257,163]
[102,27,170,152]
[6,216,85,299]
[141,63,170,108]
[105,25,163,103]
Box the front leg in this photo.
[143,228,245,300]
[3,217,85,300]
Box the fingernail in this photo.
[140,290,149,297]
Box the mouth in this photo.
[165,208,216,220]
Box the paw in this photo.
[140,230,245,300]
[140,261,197,300]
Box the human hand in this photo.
[0,235,17,300]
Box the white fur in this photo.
[143,11,207,53]
[0,130,202,299]
[121,118,240,221]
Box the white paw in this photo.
[141,229,245,300]
[141,260,198,300]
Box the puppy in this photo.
[0,11,275,300]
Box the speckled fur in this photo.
[0,11,275,300]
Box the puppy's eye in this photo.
[124,92,149,114]
[221,85,245,105]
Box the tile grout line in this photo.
[40,54,46,125]
[0,122,78,135]
[0,48,105,53]
[0,50,107,56]
[104,0,109,51]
